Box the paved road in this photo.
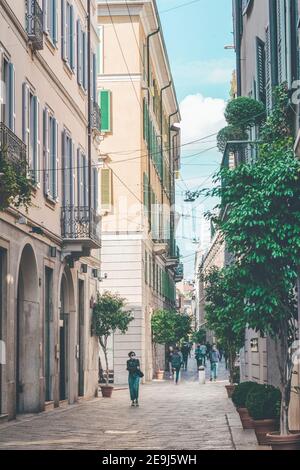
[0,359,260,450]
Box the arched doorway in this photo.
[16,244,40,413]
[59,267,76,402]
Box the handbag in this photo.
[137,369,144,378]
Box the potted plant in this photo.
[217,125,249,153]
[0,148,32,211]
[246,384,281,446]
[92,291,133,397]
[204,265,246,398]
[206,84,300,450]
[232,381,260,429]
[151,309,192,380]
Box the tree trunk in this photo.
[99,336,110,386]
[228,348,236,385]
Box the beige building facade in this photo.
[96,0,181,384]
[0,0,102,419]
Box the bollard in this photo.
[198,366,206,384]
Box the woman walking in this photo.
[127,351,142,406]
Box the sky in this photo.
[156,0,235,279]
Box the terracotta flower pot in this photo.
[225,384,236,398]
[100,385,114,398]
[253,419,279,446]
[236,407,254,430]
[155,370,164,380]
[267,431,300,450]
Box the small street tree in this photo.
[92,291,133,385]
[207,84,300,436]
[204,266,245,384]
[151,309,192,346]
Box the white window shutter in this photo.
[61,0,67,61]
[84,154,88,206]
[0,51,3,123]
[77,20,82,85]
[54,0,58,44]
[8,62,15,132]
[33,95,39,183]
[43,0,48,34]
[54,119,59,200]
[70,5,75,70]
[43,108,50,195]
[22,83,30,167]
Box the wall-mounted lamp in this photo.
[81,264,88,274]
[92,268,99,278]
[50,246,57,258]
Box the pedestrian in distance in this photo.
[181,342,190,371]
[171,347,183,384]
[127,351,143,407]
[168,346,174,379]
[194,344,202,369]
[209,344,221,382]
[199,342,207,367]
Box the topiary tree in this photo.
[92,291,133,385]
[217,125,248,153]
[204,265,246,385]
[206,84,300,436]
[224,96,266,129]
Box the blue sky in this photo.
[156,0,235,278]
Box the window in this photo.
[62,0,75,70]
[77,19,87,89]
[92,53,97,102]
[101,168,112,211]
[77,148,88,207]
[277,0,287,83]
[92,167,98,211]
[43,0,58,45]
[23,84,40,183]
[144,250,148,285]
[43,108,58,199]
[97,26,103,75]
[99,90,111,132]
[62,130,74,206]
[0,54,15,131]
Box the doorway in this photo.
[78,280,84,397]
[59,274,69,401]
[45,267,53,402]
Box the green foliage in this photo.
[217,125,248,153]
[232,366,240,385]
[260,83,293,144]
[246,384,281,421]
[224,97,266,128]
[232,381,260,408]
[204,265,246,383]
[151,309,192,346]
[0,149,32,211]
[92,291,133,339]
[192,328,207,344]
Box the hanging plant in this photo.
[217,125,249,153]
[0,148,32,211]
[224,97,266,129]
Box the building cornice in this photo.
[98,73,142,82]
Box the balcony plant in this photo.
[232,381,260,429]
[151,309,192,379]
[217,125,248,153]
[206,84,300,450]
[92,291,133,397]
[224,96,266,129]
[204,265,246,397]
[246,384,281,445]
[0,148,32,211]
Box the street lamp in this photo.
[224,45,235,50]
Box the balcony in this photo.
[26,0,44,51]
[91,101,101,134]
[222,140,260,170]
[61,206,101,255]
[164,242,180,269]
[0,122,27,167]
[153,238,169,255]
[174,262,184,283]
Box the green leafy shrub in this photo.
[246,384,281,420]
[232,381,260,408]
[217,125,248,153]
[224,97,266,128]
[0,150,32,211]
[232,366,240,385]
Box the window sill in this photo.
[63,61,75,78]
[45,195,58,210]
[44,35,58,55]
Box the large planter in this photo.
[253,419,279,446]
[236,407,254,430]
[100,385,114,398]
[267,431,300,450]
[225,384,236,398]
[155,370,164,380]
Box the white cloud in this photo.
[179,93,226,145]
[173,58,235,86]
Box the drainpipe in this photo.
[168,109,179,258]
[146,28,160,233]
[87,0,92,236]
[160,81,171,239]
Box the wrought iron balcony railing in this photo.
[222,140,261,170]
[26,0,44,51]
[174,262,184,282]
[91,101,101,133]
[0,122,27,167]
[61,206,101,246]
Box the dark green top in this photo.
[127,358,140,376]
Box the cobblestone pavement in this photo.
[0,358,262,450]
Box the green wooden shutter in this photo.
[265,26,272,112]
[99,90,111,132]
[256,37,266,104]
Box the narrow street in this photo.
[0,359,261,450]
